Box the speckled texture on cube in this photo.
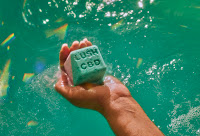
[64,45,107,86]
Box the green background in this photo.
[0,0,200,135]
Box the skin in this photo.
[55,38,164,136]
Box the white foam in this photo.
[168,105,200,134]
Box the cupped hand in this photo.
[55,39,131,114]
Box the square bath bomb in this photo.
[64,45,107,86]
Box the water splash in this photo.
[168,105,200,134]
[0,65,71,135]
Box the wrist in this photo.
[101,96,142,135]
[102,96,140,122]
[101,96,164,136]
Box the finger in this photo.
[80,40,87,48]
[84,38,92,46]
[61,71,69,84]
[104,76,122,85]
[59,44,70,70]
[70,41,80,52]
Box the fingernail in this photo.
[62,43,68,47]
[83,38,88,41]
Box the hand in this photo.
[55,38,132,114]
[55,39,164,136]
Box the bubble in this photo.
[168,106,200,134]
[138,1,143,8]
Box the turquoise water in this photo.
[0,0,200,135]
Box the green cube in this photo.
[64,45,107,86]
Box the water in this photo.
[0,0,200,135]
